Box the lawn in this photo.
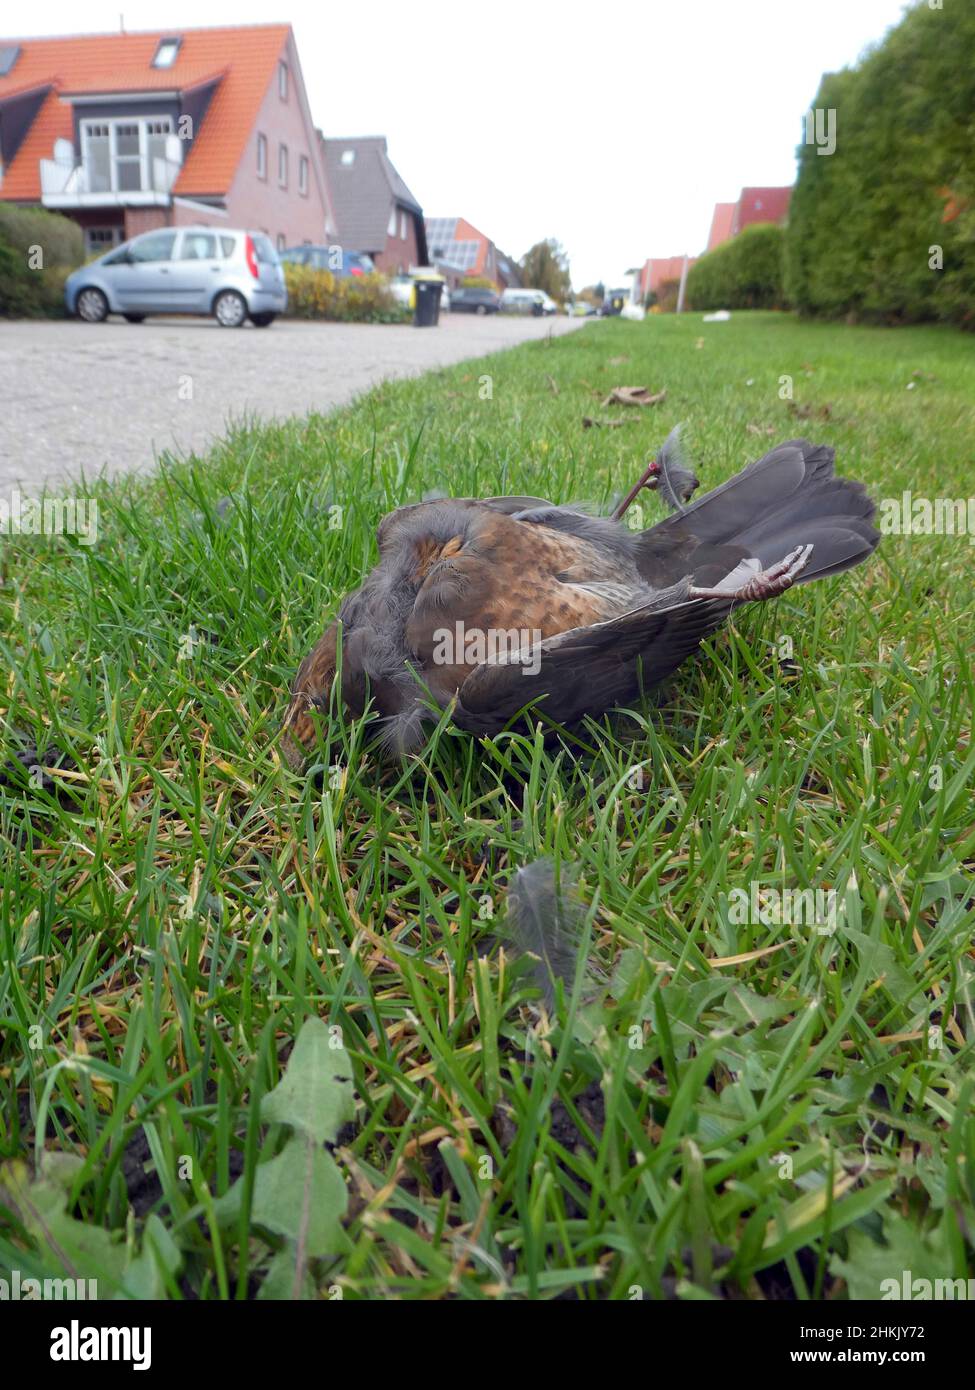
[1,311,973,1301]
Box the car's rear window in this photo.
[251,234,279,265]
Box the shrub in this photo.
[785,1,975,328]
[0,204,82,318]
[686,224,788,311]
[283,265,408,323]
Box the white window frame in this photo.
[387,207,397,237]
[400,211,407,240]
[278,143,288,189]
[152,39,180,69]
[298,154,308,196]
[257,132,267,180]
[81,115,174,194]
[84,225,123,255]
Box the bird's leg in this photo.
[611,458,660,522]
[690,544,814,602]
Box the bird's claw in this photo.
[690,544,814,602]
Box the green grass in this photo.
[1,311,973,1301]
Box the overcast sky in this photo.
[11,0,912,287]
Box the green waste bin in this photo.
[413,273,444,327]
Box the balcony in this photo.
[40,150,182,208]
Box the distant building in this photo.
[706,185,792,253]
[426,216,501,289]
[320,134,426,275]
[638,255,697,301]
[707,202,736,251]
[0,23,332,255]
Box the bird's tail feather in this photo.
[641,439,879,585]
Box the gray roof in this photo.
[321,136,426,258]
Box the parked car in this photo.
[598,288,629,317]
[389,274,415,309]
[65,227,287,327]
[280,246,375,278]
[501,288,558,316]
[449,287,501,315]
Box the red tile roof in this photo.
[61,65,229,95]
[0,24,290,200]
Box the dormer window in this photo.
[0,45,21,77]
[152,38,181,69]
[340,150,355,166]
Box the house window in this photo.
[278,144,288,188]
[340,149,355,166]
[84,226,122,256]
[256,133,267,180]
[387,207,397,237]
[278,61,288,100]
[298,154,308,196]
[277,233,286,252]
[152,38,181,68]
[81,117,174,194]
[400,211,407,240]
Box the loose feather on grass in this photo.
[504,859,588,1008]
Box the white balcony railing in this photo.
[40,153,182,202]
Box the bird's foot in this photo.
[690,544,814,602]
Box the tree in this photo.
[519,239,572,302]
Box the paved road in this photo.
[0,313,588,492]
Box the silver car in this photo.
[64,227,288,328]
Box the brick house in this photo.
[0,24,334,256]
[425,216,503,290]
[706,186,792,253]
[638,255,698,301]
[320,134,427,275]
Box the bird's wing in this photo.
[453,586,732,733]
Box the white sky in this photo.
[8,0,912,287]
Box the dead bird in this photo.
[281,429,879,765]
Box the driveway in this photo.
[0,314,588,493]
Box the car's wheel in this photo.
[250,313,276,327]
[213,290,247,327]
[476,304,487,316]
[76,288,109,323]
[123,313,145,324]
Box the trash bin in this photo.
[413,272,444,327]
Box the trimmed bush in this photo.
[785,1,975,328]
[686,224,788,311]
[283,265,408,323]
[0,204,82,318]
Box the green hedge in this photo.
[0,204,82,318]
[686,224,788,311]
[785,1,975,328]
